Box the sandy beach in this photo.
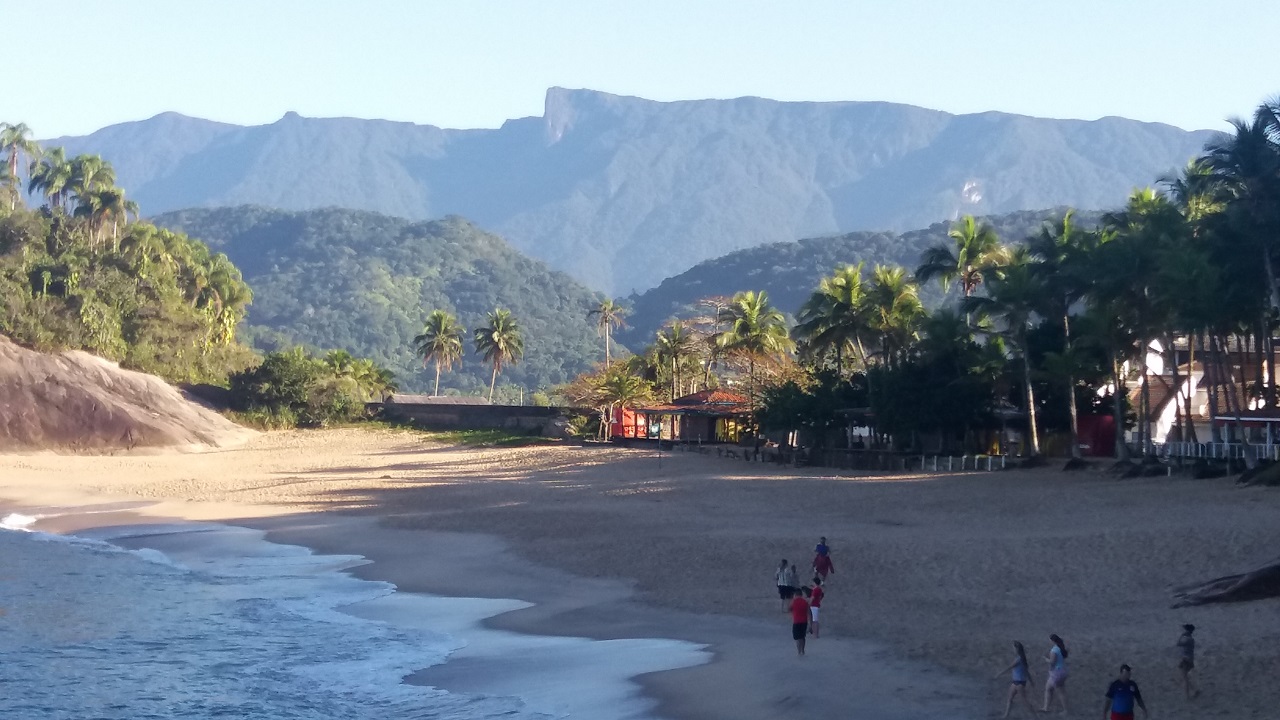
[3,428,1279,719]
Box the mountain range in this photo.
[52,88,1214,294]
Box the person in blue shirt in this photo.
[1103,664,1148,720]
[993,640,1037,717]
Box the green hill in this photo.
[154,206,610,395]
[618,209,1105,345]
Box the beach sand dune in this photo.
[3,428,1278,719]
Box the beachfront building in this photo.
[609,389,751,443]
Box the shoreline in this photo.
[5,501,982,720]
[4,428,1279,718]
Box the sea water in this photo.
[0,515,707,719]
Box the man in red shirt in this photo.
[789,588,811,656]
[809,577,825,638]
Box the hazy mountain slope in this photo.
[58,88,1213,293]
[617,209,1105,346]
[154,207,608,395]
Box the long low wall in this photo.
[374,403,571,434]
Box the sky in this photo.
[8,0,1278,137]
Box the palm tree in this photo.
[653,321,697,400]
[413,309,465,396]
[28,147,72,210]
[0,123,40,210]
[474,308,525,402]
[588,299,627,364]
[324,350,357,377]
[1027,212,1097,459]
[716,290,794,406]
[68,155,116,214]
[962,249,1044,457]
[863,265,925,368]
[1202,108,1280,310]
[794,263,868,370]
[916,215,1009,322]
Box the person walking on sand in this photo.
[785,558,800,601]
[1042,633,1070,714]
[1177,624,1201,700]
[812,537,835,581]
[808,576,825,638]
[776,560,795,611]
[994,641,1038,717]
[789,587,811,656]
[1103,664,1148,720]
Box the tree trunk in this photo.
[1064,312,1080,459]
[1169,334,1183,448]
[1139,343,1151,456]
[1173,558,1280,607]
[1022,337,1040,457]
[1112,355,1130,461]
[604,325,611,366]
[1207,332,1221,443]
[434,362,442,397]
[488,364,498,402]
[1185,335,1199,444]
[1215,335,1257,469]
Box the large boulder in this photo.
[0,336,254,453]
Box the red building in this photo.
[609,389,751,442]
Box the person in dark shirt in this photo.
[1103,665,1148,720]
[1176,623,1200,700]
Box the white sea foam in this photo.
[2,516,708,720]
[0,512,38,530]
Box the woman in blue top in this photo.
[1042,634,1070,714]
[993,641,1037,717]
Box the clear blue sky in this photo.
[10,0,1278,137]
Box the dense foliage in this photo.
[617,209,1104,345]
[228,348,396,427]
[154,206,611,397]
[0,123,256,382]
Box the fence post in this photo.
[933,456,938,472]
[948,456,953,471]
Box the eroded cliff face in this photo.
[0,336,254,453]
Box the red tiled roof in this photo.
[671,389,749,406]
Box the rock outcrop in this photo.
[0,336,254,453]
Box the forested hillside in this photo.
[0,136,256,383]
[56,88,1211,294]
[618,209,1104,345]
[154,206,609,395]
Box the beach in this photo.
[3,428,1279,719]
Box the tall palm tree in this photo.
[863,265,925,369]
[653,321,697,400]
[1202,108,1280,310]
[474,308,525,402]
[1027,212,1096,459]
[794,263,868,370]
[68,155,116,214]
[413,309,465,396]
[28,147,72,210]
[962,249,1044,457]
[916,215,1009,320]
[588,299,627,364]
[716,290,794,406]
[0,122,40,210]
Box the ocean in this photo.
[0,515,707,719]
